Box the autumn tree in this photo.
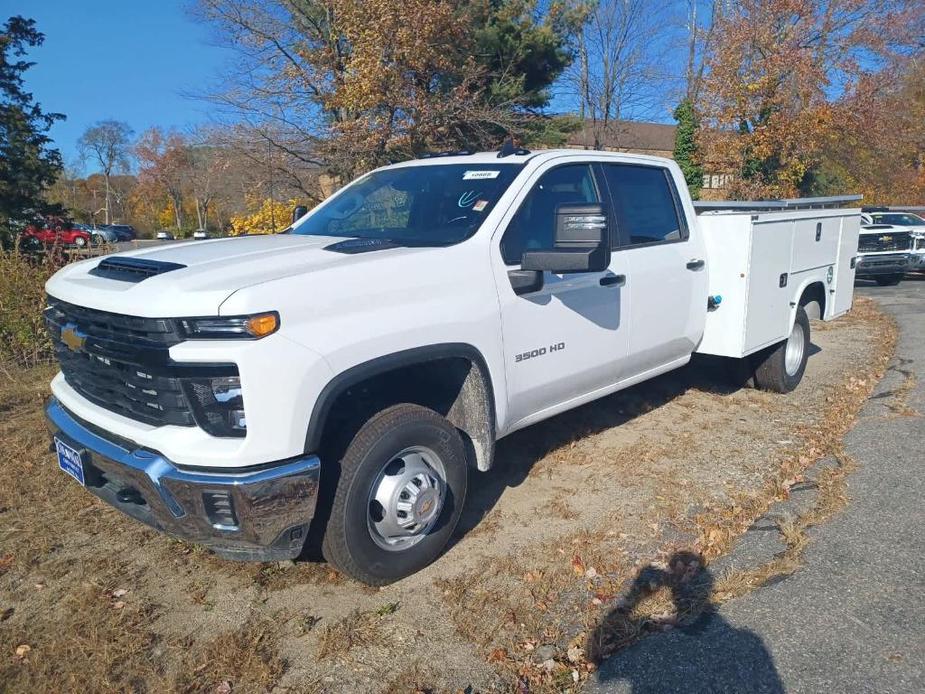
[135,128,190,231]
[822,58,925,203]
[197,0,573,180]
[0,16,64,246]
[697,0,925,199]
[78,119,134,223]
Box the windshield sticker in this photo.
[458,191,479,208]
[472,200,488,212]
[463,170,500,180]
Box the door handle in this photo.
[686,259,705,271]
[599,274,625,287]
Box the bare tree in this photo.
[683,0,722,101]
[564,0,670,150]
[77,120,134,224]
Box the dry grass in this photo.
[171,618,287,693]
[0,366,292,692]
[316,605,397,660]
[0,250,63,374]
[542,496,579,521]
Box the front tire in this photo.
[753,306,810,393]
[321,403,468,585]
[875,274,903,286]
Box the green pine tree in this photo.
[0,16,64,248]
[672,99,703,200]
[470,0,579,146]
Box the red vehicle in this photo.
[21,221,92,249]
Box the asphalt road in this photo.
[591,277,925,693]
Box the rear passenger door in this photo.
[602,164,707,376]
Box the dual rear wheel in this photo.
[751,306,811,393]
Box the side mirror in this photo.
[292,205,309,224]
[520,203,610,273]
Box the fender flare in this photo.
[304,343,497,457]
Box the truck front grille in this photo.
[858,231,912,253]
[45,297,196,427]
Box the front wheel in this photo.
[73,236,87,248]
[753,306,810,393]
[321,403,468,585]
[875,274,903,286]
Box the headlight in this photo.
[184,375,247,437]
[179,312,279,339]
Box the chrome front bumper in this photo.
[45,398,320,562]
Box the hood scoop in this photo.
[324,238,400,254]
[89,256,187,283]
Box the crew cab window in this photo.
[501,164,600,265]
[604,165,687,246]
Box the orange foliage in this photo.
[698,0,924,199]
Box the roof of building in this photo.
[567,119,677,152]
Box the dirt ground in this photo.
[0,298,895,693]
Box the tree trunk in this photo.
[171,194,183,231]
[104,174,111,224]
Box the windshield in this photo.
[292,163,523,245]
[870,213,925,226]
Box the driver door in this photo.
[494,162,630,431]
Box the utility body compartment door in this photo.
[742,220,795,353]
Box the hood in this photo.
[45,234,431,317]
[859,225,905,235]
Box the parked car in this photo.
[106,224,137,242]
[855,223,913,285]
[22,222,92,248]
[75,224,117,244]
[156,230,175,240]
[192,229,210,239]
[43,148,860,585]
[861,211,925,272]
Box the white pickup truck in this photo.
[44,149,860,584]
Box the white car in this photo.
[861,211,925,271]
[43,149,860,585]
[156,230,175,240]
[192,229,210,240]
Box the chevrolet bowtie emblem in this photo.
[61,324,87,352]
[880,235,893,242]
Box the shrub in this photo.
[0,249,64,373]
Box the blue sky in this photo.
[18,0,233,169]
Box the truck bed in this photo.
[696,208,860,359]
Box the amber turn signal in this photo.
[245,313,279,338]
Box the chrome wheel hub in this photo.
[367,446,446,552]
[785,322,805,376]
